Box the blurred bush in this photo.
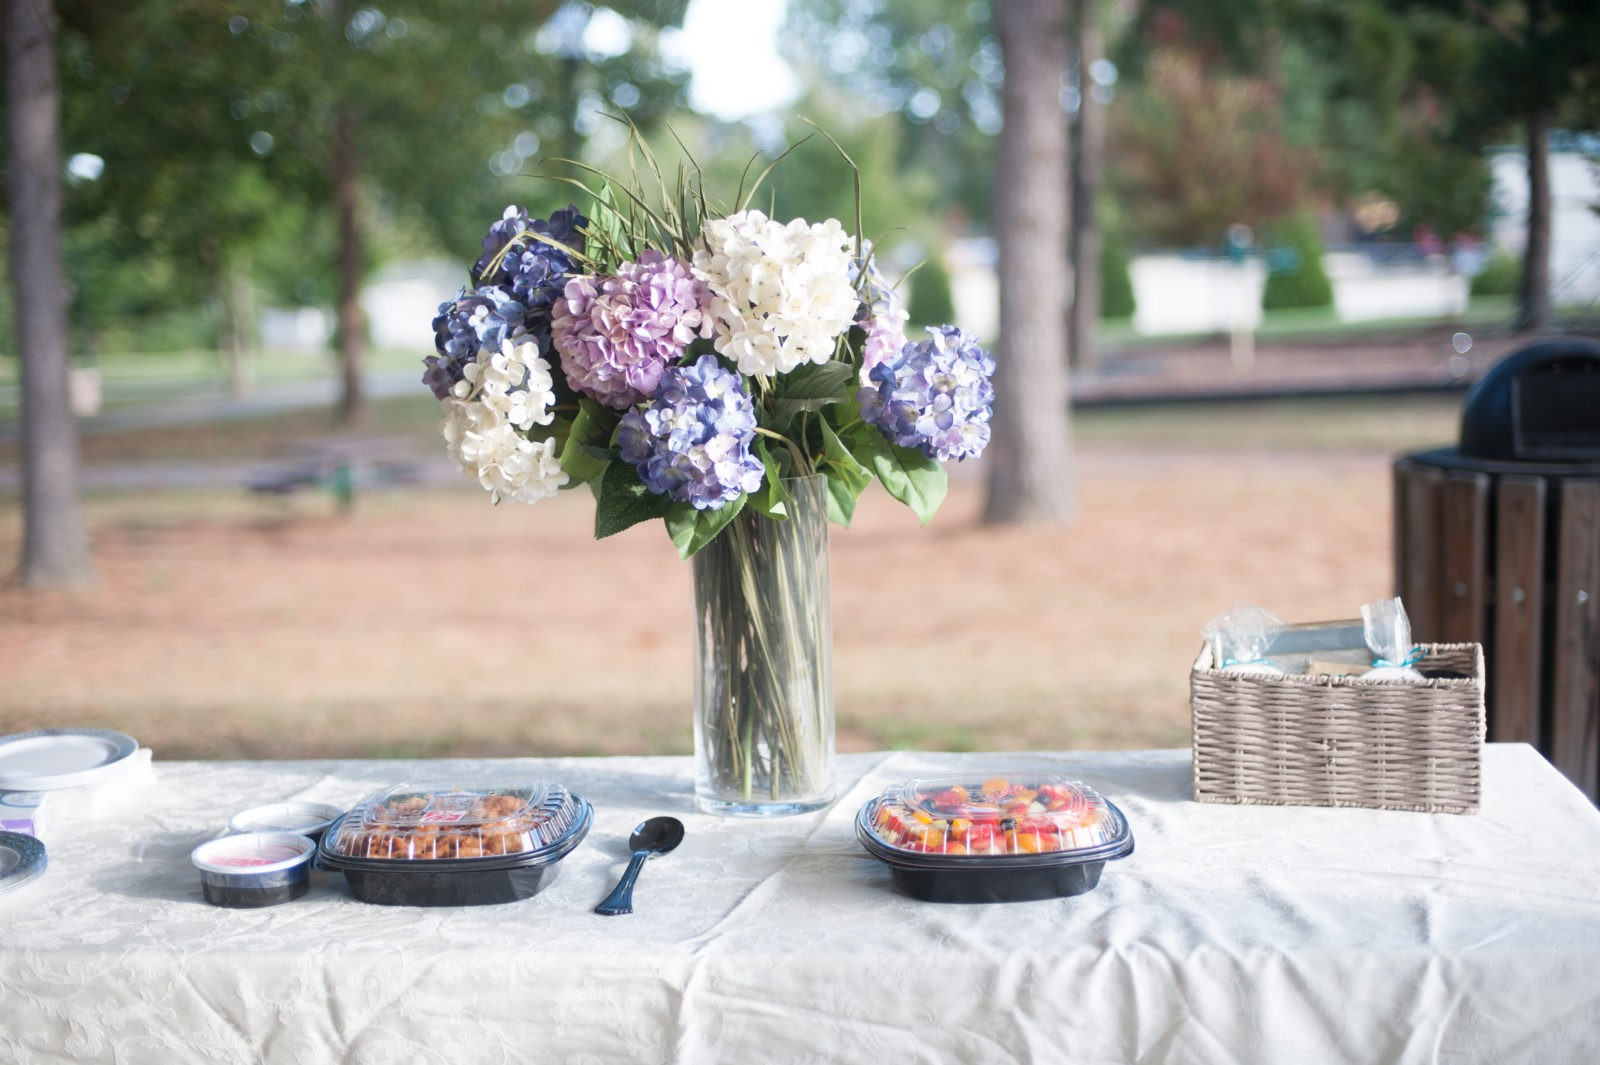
[1262,211,1334,310]
[907,251,956,328]
[1100,234,1136,320]
[1469,250,1522,297]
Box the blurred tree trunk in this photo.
[1516,100,1551,332]
[5,0,93,587]
[333,103,368,424]
[221,253,257,398]
[1069,0,1106,371]
[983,0,1077,525]
[201,235,256,398]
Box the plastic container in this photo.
[229,801,344,841]
[316,781,592,906]
[855,774,1134,903]
[191,832,316,908]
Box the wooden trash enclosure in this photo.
[1393,339,1600,801]
[1395,455,1600,801]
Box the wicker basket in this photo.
[1190,642,1485,814]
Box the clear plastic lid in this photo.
[861,774,1129,860]
[321,781,586,863]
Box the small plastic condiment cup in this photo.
[228,801,344,841]
[191,831,316,908]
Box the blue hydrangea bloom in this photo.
[425,285,529,400]
[474,204,587,320]
[617,355,765,509]
[858,325,995,461]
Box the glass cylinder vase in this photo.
[692,474,834,816]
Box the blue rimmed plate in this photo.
[0,831,46,897]
[0,728,139,791]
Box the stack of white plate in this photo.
[0,728,143,897]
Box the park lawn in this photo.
[0,390,1459,760]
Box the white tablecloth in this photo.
[2,745,1599,1064]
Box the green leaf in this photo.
[559,401,618,487]
[818,419,871,527]
[747,438,793,520]
[665,493,748,560]
[594,461,671,539]
[844,423,947,525]
[769,361,857,427]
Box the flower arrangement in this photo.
[424,143,993,557]
[424,135,994,813]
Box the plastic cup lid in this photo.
[229,802,344,835]
[191,832,315,876]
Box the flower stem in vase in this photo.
[693,475,834,815]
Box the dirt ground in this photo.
[0,430,1423,760]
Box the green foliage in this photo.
[767,111,935,248]
[841,421,947,526]
[594,461,672,540]
[1109,0,1600,245]
[1100,234,1136,320]
[783,0,999,224]
[769,362,857,433]
[746,439,795,521]
[907,252,956,329]
[1110,46,1312,245]
[1469,250,1523,297]
[817,417,872,527]
[41,0,692,359]
[559,400,619,488]
[1261,212,1334,311]
[665,493,748,560]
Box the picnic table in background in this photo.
[248,435,424,511]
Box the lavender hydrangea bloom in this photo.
[858,325,995,462]
[849,246,909,376]
[552,249,713,409]
[425,285,529,400]
[616,355,765,509]
[473,204,587,320]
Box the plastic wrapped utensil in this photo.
[1360,597,1425,681]
[1201,604,1286,675]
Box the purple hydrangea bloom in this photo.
[474,204,587,320]
[858,325,995,461]
[552,249,713,409]
[425,285,529,400]
[616,355,765,509]
[850,245,909,375]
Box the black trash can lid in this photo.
[1460,337,1600,461]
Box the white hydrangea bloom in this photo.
[692,210,857,377]
[449,338,556,431]
[440,336,566,505]
[441,398,567,505]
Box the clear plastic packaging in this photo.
[316,781,591,906]
[1202,604,1286,675]
[856,773,1134,902]
[1360,597,1426,681]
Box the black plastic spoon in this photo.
[594,816,685,916]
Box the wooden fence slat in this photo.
[1439,471,1491,645]
[1552,479,1600,801]
[1395,462,1445,641]
[1493,477,1547,745]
